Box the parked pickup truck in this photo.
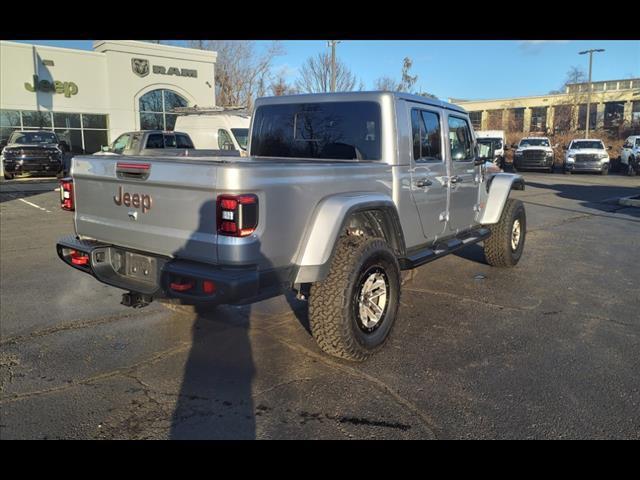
[563,138,611,175]
[95,130,241,158]
[512,137,555,173]
[1,130,66,180]
[56,92,526,361]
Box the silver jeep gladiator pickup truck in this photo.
[57,92,526,361]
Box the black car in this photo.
[1,130,67,180]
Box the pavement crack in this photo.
[254,325,439,439]
[403,286,541,312]
[0,342,191,404]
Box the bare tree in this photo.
[295,52,361,93]
[400,57,418,93]
[549,65,587,94]
[374,57,420,93]
[187,40,284,109]
[375,76,400,91]
[269,71,298,96]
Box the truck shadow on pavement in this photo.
[168,200,309,439]
[525,181,640,219]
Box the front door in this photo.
[445,114,479,233]
[408,105,448,241]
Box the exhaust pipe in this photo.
[121,292,153,308]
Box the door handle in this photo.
[450,175,463,184]
[415,178,432,188]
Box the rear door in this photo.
[445,114,480,233]
[407,103,448,241]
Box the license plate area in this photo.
[123,251,157,283]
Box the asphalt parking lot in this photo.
[1,172,639,439]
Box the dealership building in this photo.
[451,78,640,134]
[0,40,217,154]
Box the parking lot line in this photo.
[18,198,52,213]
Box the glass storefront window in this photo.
[53,112,81,129]
[1,127,20,142]
[83,130,109,154]
[1,109,22,127]
[139,89,188,131]
[21,110,52,128]
[54,129,83,154]
[82,114,108,129]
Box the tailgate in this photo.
[72,156,220,264]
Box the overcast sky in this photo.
[13,39,640,100]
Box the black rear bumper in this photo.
[56,235,290,305]
[3,159,63,176]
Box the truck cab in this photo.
[475,130,506,169]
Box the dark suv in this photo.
[1,130,66,180]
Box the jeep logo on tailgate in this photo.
[114,186,152,213]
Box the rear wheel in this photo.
[309,235,401,361]
[484,198,526,268]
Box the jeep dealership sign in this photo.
[24,75,79,97]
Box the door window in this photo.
[411,109,442,163]
[448,116,473,161]
[218,129,234,150]
[112,134,130,154]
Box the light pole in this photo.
[579,48,605,139]
[327,40,341,92]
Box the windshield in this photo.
[250,101,382,160]
[231,128,249,150]
[519,138,549,148]
[478,138,503,148]
[571,140,604,150]
[9,131,58,144]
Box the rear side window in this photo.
[411,108,442,162]
[176,134,194,148]
[448,116,473,161]
[250,101,382,160]
[146,133,164,149]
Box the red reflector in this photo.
[220,198,238,210]
[202,280,216,294]
[220,220,237,233]
[170,281,194,292]
[70,249,89,265]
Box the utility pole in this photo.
[579,48,605,139]
[327,40,341,92]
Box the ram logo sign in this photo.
[131,58,150,78]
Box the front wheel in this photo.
[483,198,526,268]
[309,235,401,361]
[628,158,637,177]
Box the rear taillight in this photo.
[60,177,74,211]
[216,194,258,237]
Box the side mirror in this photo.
[563,145,568,150]
[607,145,612,150]
[511,143,518,149]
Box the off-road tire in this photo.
[484,198,526,268]
[309,235,401,362]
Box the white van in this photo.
[475,130,506,168]
[174,112,250,152]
